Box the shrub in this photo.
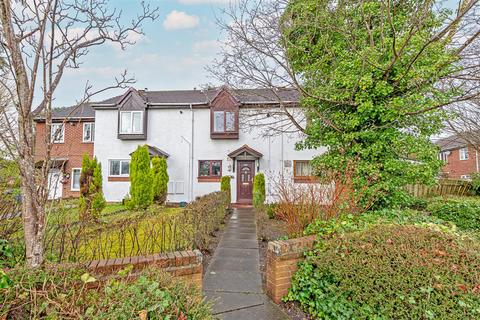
[427,200,480,232]
[79,154,106,220]
[220,176,231,204]
[129,145,154,209]
[1,266,213,319]
[252,173,265,208]
[286,224,480,319]
[152,156,169,204]
[471,173,480,196]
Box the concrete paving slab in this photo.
[208,257,259,272]
[215,247,259,259]
[218,239,259,249]
[219,301,289,320]
[203,271,263,293]
[204,291,265,315]
[222,232,258,240]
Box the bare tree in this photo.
[443,99,480,151]
[0,0,158,267]
[210,0,480,135]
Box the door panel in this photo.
[237,161,254,203]
[48,169,63,200]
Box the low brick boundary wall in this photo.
[85,249,203,289]
[266,235,316,303]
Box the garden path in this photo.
[203,208,288,320]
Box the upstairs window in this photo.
[213,111,236,133]
[51,123,64,143]
[83,123,95,142]
[109,160,130,177]
[459,147,469,161]
[120,111,143,134]
[438,152,449,163]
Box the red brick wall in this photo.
[441,146,479,179]
[35,120,94,198]
[266,235,316,304]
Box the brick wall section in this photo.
[441,146,479,179]
[266,235,316,304]
[35,121,94,198]
[85,249,203,289]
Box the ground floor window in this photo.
[109,160,130,177]
[293,160,316,182]
[71,168,81,191]
[198,160,222,180]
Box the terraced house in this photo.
[36,87,324,204]
[435,133,480,179]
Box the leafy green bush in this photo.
[152,156,169,204]
[286,224,480,319]
[427,200,480,232]
[266,203,277,219]
[129,145,154,209]
[79,154,106,220]
[471,173,480,196]
[1,266,213,319]
[220,176,231,204]
[253,173,265,208]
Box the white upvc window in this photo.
[438,152,449,163]
[109,159,130,177]
[51,123,64,143]
[83,122,95,142]
[459,147,469,161]
[120,111,143,134]
[71,168,81,191]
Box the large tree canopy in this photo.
[280,0,480,206]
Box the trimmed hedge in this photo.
[220,176,231,204]
[287,224,480,319]
[1,266,213,319]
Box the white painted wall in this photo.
[94,107,326,203]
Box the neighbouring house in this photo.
[34,104,95,199]
[91,87,326,204]
[435,133,480,179]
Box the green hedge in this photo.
[1,266,213,319]
[427,200,480,232]
[286,224,480,319]
[220,176,231,204]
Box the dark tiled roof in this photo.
[92,88,300,106]
[434,132,480,151]
[34,103,95,121]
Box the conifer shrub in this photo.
[220,176,231,204]
[79,154,106,220]
[252,173,265,208]
[286,224,480,319]
[152,156,169,204]
[129,145,153,209]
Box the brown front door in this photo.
[237,160,254,204]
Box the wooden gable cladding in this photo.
[210,88,240,139]
[117,89,148,140]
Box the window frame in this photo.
[438,151,449,163]
[82,122,95,143]
[198,160,222,182]
[119,111,143,135]
[459,147,469,161]
[71,168,81,191]
[210,109,239,139]
[293,160,317,183]
[50,123,65,143]
[108,159,130,177]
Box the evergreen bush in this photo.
[79,154,106,220]
[220,176,231,204]
[152,156,169,204]
[129,145,154,209]
[253,173,265,208]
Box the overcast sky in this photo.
[53,0,230,108]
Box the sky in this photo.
[54,0,231,108]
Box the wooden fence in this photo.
[405,179,473,198]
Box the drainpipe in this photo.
[190,103,195,202]
[476,149,479,173]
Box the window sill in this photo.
[210,132,239,140]
[294,177,319,184]
[82,141,94,144]
[108,176,130,182]
[198,176,221,182]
